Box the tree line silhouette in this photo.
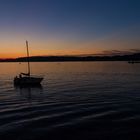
[0,53,140,62]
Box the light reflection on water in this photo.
[0,62,140,140]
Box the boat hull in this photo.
[14,77,43,85]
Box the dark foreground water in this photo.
[0,62,140,140]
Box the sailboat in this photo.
[14,41,43,85]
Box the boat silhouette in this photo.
[14,41,43,85]
[128,61,140,64]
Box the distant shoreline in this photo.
[0,53,140,62]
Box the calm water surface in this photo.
[0,62,140,140]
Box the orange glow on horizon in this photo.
[0,49,101,59]
[0,40,102,58]
[0,36,139,59]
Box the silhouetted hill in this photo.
[0,53,140,62]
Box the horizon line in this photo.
[1,52,140,60]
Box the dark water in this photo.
[0,62,140,140]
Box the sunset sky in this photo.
[0,0,140,58]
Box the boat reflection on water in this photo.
[14,84,44,101]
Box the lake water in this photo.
[0,62,140,140]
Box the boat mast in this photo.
[26,41,30,76]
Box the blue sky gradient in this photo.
[0,0,140,57]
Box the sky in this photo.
[0,0,140,58]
